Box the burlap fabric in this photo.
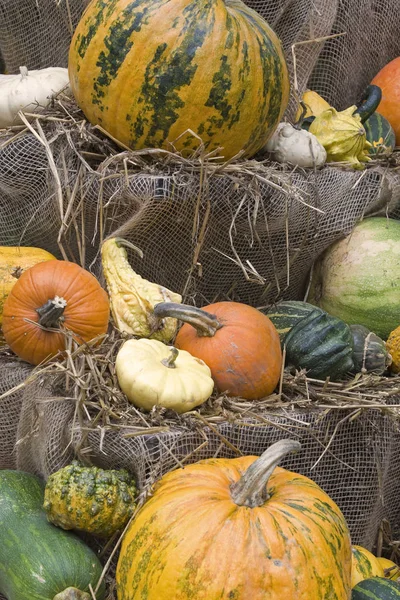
[0,0,400,555]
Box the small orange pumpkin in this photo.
[154,301,282,400]
[371,57,400,144]
[2,260,110,365]
[116,439,352,599]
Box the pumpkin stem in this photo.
[36,296,67,328]
[161,346,179,368]
[53,588,91,600]
[154,302,222,337]
[230,439,301,508]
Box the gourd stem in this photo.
[154,302,222,337]
[113,237,144,259]
[230,439,301,508]
[354,84,382,123]
[161,346,179,368]
[53,587,91,600]
[36,296,67,328]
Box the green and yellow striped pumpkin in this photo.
[68,0,290,159]
[116,439,352,599]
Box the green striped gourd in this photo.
[263,300,323,344]
[352,577,400,599]
[284,309,354,381]
[0,470,105,600]
[364,112,396,156]
[68,0,290,159]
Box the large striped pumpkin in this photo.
[68,0,290,159]
[116,440,352,599]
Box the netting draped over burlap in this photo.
[1,0,400,555]
[2,367,399,550]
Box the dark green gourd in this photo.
[284,309,354,381]
[0,470,105,600]
[352,576,400,599]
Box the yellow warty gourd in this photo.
[101,237,181,342]
[309,106,372,169]
[386,326,400,373]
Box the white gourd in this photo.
[115,338,214,413]
[264,122,327,168]
[0,66,70,128]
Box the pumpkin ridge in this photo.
[75,0,119,59]
[92,0,159,109]
[135,4,215,148]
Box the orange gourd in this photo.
[116,439,352,599]
[154,301,282,399]
[2,260,110,365]
[371,57,400,144]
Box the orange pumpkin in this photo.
[2,260,110,365]
[371,57,400,144]
[154,301,282,399]
[116,439,352,599]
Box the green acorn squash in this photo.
[350,324,392,375]
[43,461,137,538]
[0,470,105,600]
[264,300,323,344]
[284,309,354,380]
[352,577,400,599]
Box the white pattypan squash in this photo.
[115,338,214,413]
[0,66,70,128]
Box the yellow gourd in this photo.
[351,545,385,587]
[295,89,331,120]
[101,237,182,342]
[377,557,400,580]
[386,326,400,373]
[309,106,372,169]
[0,246,56,325]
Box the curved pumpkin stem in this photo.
[161,346,179,369]
[53,587,91,600]
[230,439,301,508]
[36,296,67,328]
[154,302,223,337]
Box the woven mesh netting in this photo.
[0,0,88,73]
[1,357,399,551]
[1,0,400,560]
